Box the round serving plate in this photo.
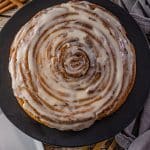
[0,0,150,147]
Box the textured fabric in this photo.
[111,0,150,149]
[112,0,150,34]
[128,131,150,150]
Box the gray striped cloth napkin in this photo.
[111,0,150,150]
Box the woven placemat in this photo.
[0,0,29,14]
[43,138,122,150]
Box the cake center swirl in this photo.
[63,48,90,78]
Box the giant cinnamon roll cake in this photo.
[9,1,136,131]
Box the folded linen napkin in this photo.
[111,0,150,149]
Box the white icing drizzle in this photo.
[9,1,136,131]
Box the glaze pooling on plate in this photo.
[9,1,136,131]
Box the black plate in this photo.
[0,0,150,147]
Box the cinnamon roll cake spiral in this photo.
[9,1,136,131]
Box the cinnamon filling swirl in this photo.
[9,1,136,131]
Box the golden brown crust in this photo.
[17,98,51,128]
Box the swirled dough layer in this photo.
[9,1,136,131]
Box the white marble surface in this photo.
[0,109,44,150]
